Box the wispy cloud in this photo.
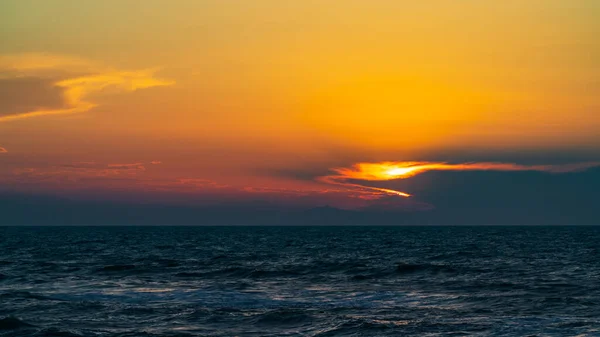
[242,186,313,196]
[0,53,174,122]
[12,161,161,182]
[0,53,101,74]
[0,147,7,153]
[320,161,600,198]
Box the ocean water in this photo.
[0,226,599,336]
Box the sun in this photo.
[384,166,421,178]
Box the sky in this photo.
[1,1,599,223]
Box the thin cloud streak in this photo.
[11,161,161,182]
[0,53,100,72]
[0,147,7,153]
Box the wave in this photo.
[31,328,84,337]
[0,316,34,330]
[0,291,53,301]
[395,263,458,274]
[252,309,314,326]
[313,318,395,336]
[175,267,304,279]
[99,264,136,272]
[72,239,106,245]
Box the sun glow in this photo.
[384,167,423,178]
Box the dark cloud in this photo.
[1,166,599,224]
[257,157,600,219]
[416,147,600,166]
[261,145,600,184]
[368,167,600,224]
[1,167,599,225]
[0,77,68,116]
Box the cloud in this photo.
[319,161,600,199]
[0,53,100,73]
[107,163,146,170]
[0,53,174,122]
[11,161,157,184]
[0,77,68,117]
[0,147,7,153]
[2,160,393,209]
[242,186,312,196]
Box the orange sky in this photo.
[1,0,599,208]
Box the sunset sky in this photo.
[1,1,599,218]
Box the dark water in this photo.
[1,226,599,336]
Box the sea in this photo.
[0,226,599,336]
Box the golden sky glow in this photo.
[0,0,599,208]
